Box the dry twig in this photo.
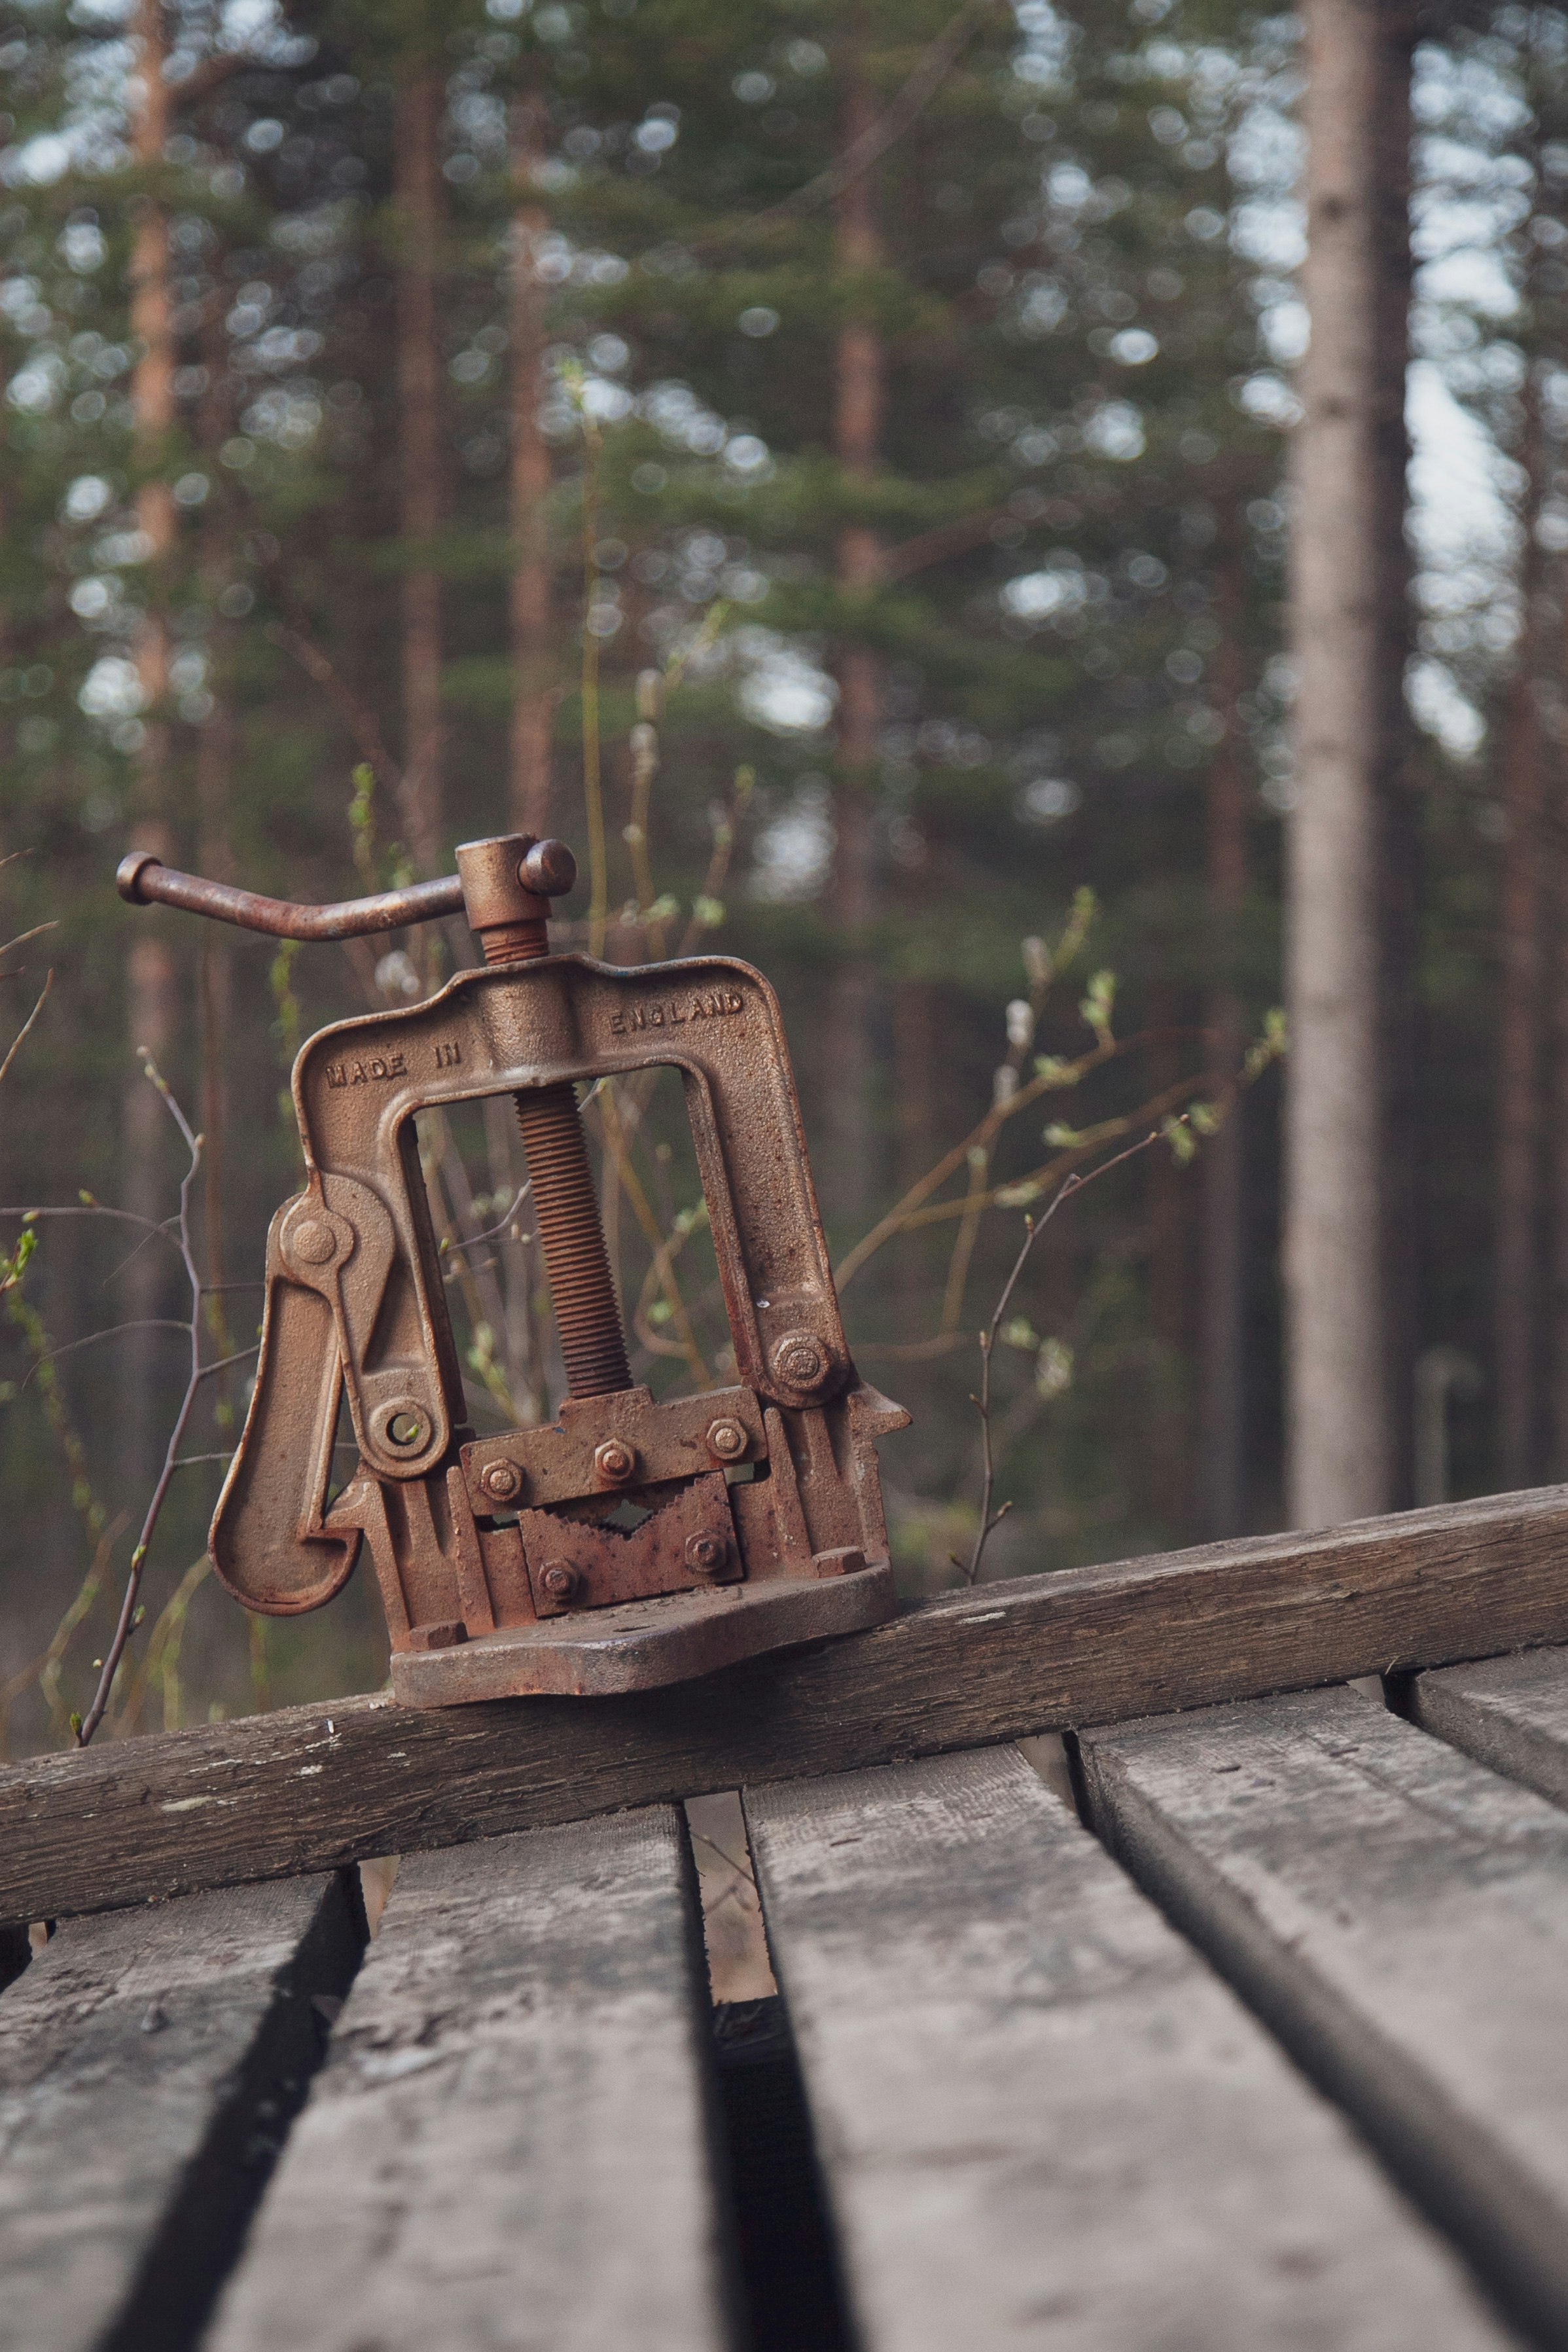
[959,1124,1178,1588]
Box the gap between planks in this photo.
[1078,1681,1568,2347]
[743,1744,1509,2351]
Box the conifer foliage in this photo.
[0,0,1531,1739]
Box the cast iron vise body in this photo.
[118,834,908,1705]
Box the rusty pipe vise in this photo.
[118,834,909,1705]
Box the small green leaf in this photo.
[1079,969,1116,1039]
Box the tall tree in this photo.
[393,62,446,876]
[122,0,181,1495]
[1285,0,1413,1527]
[1199,518,1250,1537]
[825,34,887,1227]
[508,93,555,838]
[1496,358,1544,1488]
[1373,1,1421,1509]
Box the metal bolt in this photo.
[594,1437,636,1484]
[480,1460,522,1505]
[705,1418,747,1463]
[289,1217,336,1266]
[771,1330,831,1395]
[685,1531,728,1576]
[520,838,579,899]
[541,1561,579,1601]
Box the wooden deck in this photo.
[7,1488,1568,2346]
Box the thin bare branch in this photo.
[19,1317,192,1386]
[0,922,59,959]
[266,618,412,821]
[77,1056,209,1747]
[961,1123,1175,1588]
[694,0,994,250]
[0,1202,179,1242]
[0,970,52,1092]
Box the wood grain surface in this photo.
[8,1481,1568,1926]
[1080,1683,1568,2345]
[743,1747,1507,2352]
[206,1807,730,2352]
[1408,1645,1568,1810]
[0,1872,360,2352]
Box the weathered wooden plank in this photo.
[743,1747,1508,2351]
[1407,1645,1568,1811]
[7,1482,1568,1927]
[0,1872,360,2352]
[1079,1683,1568,2345]
[207,1807,730,2352]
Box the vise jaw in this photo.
[119,834,909,1704]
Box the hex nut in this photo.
[770,1330,832,1395]
[480,1460,523,1505]
[685,1531,728,1576]
[594,1438,636,1485]
[540,1561,579,1601]
[705,1417,747,1463]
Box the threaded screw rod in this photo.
[480,921,633,1401]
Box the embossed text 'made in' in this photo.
[324,1051,407,1088]
[609,989,745,1035]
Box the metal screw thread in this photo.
[482,922,633,1400]
[512,1081,632,1398]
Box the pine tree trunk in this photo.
[1373,17,1420,1508]
[509,96,555,837]
[1283,0,1410,1527]
[1550,552,1568,1478]
[1199,532,1249,1536]
[1497,365,1544,1488]
[395,69,444,876]
[826,53,885,1230]
[196,329,235,1306]
[123,0,180,1499]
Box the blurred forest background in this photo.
[0,0,1554,1748]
